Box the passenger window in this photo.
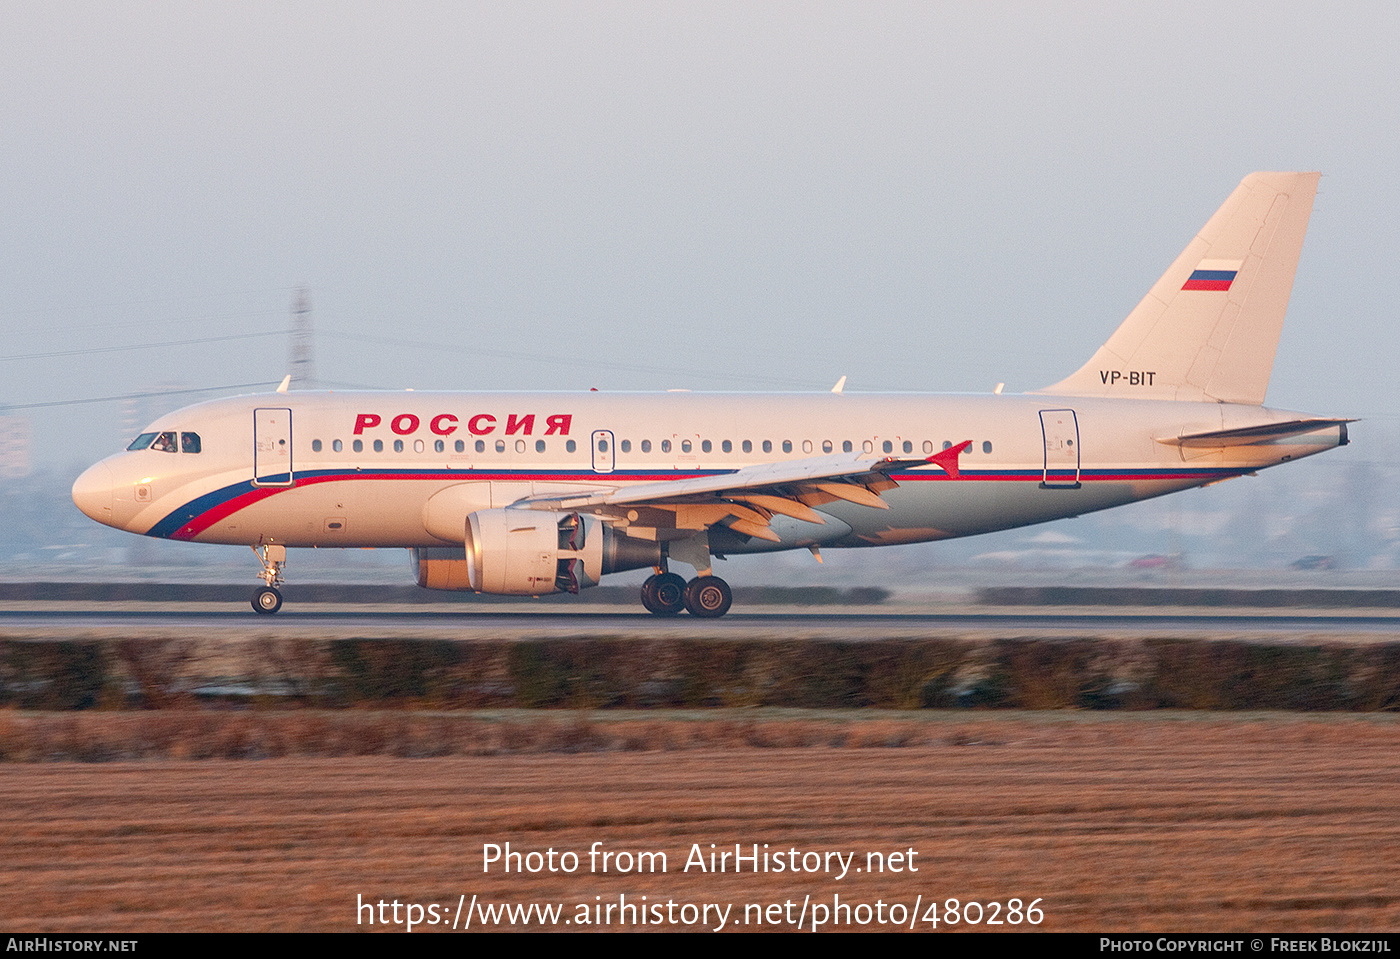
[983,441,993,454]
[722,440,732,453]
[661,439,672,453]
[414,439,425,453]
[942,440,952,450]
[701,440,711,453]
[882,440,893,454]
[923,440,933,454]
[353,440,363,453]
[434,439,444,453]
[333,439,343,453]
[903,440,913,454]
[681,439,692,453]
[515,440,526,453]
[181,432,202,453]
[762,440,772,453]
[782,440,792,453]
[801,440,812,453]
[374,440,384,453]
[843,440,852,453]
[641,439,652,453]
[821,440,832,453]
[742,440,752,453]
[621,439,631,453]
[863,440,873,453]
[495,440,506,453]
[536,439,546,453]
[598,439,609,452]
[567,439,577,453]
[312,439,322,452]
[394,439,404,453]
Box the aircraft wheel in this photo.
[641,573,687,615]
[252,586,283,614]
[684,576,732,618]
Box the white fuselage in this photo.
[72,389,1346,555]
[67,172,1347,617]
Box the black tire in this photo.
[252,586,283,614]
[641,572,687,615]
[684,576,732,618]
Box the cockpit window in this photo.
[128,430,193,452]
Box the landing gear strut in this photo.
[250,544,286,615]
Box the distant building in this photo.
[0,416,32,478]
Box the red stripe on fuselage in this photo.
[166,467,1236,541]
[165,471,716,540]
[170,485,284,540]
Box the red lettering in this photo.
[544,414,573,436]
[468,414,497,435]
[505,413,535,436]
[353,414,381,435]
[430,414,459,436]
[391,413,420,435]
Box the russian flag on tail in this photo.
[1182,258,1242,291]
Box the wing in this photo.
[515,442,971,542]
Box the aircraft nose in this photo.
[72,461,115,525]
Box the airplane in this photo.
[71,171,1349,617]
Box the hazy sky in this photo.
[3,1,1397,472]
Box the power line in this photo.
[0,380,278,411]
[323,330,823,389]
[0,331,283,363]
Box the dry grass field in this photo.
[2,713,1399,932]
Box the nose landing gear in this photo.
[250,544,286,615]
[253,585,283,614]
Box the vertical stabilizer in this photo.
[1036,171,1319,404]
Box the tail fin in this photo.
[1036,171,1319,405]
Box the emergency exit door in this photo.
[591,430,615,473]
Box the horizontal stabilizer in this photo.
[1158,418,1352,448]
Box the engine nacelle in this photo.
[464,509,597,595]
[415,509,664,595]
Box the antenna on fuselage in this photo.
[288,287,316,389]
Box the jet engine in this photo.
[414,509,662,595]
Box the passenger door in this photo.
[1039,409,1081,489]
[253,407,294,486]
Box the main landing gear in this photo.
[250,544,286,615]
[640,571,733,618]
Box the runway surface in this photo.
[3,602,1399,640]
